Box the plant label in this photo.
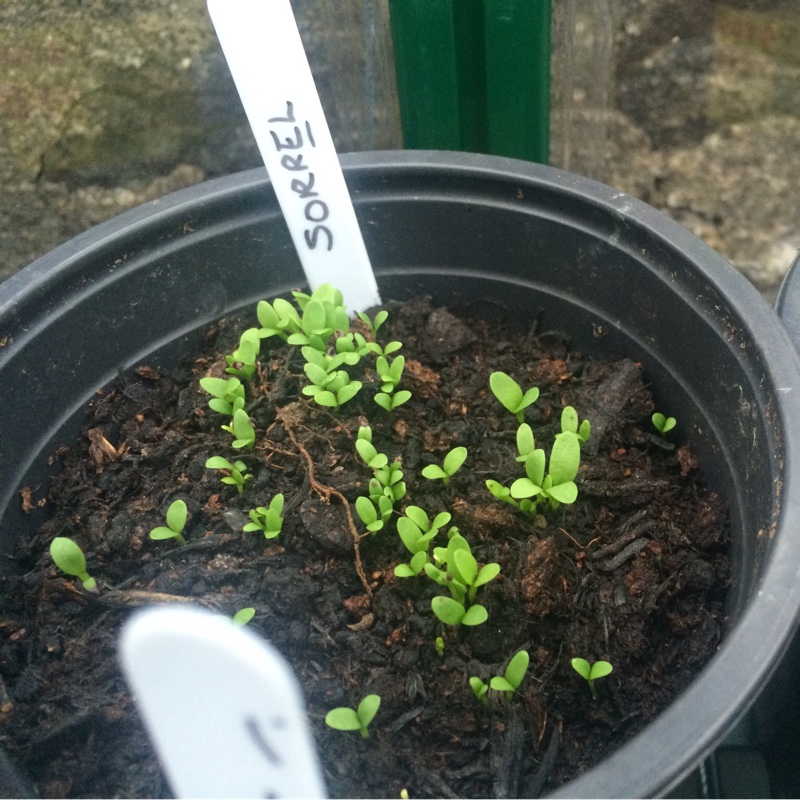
[119,606,326,798]
[206,0,380,314]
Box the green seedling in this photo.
[243,494,285,539]
[49,537,97,591]
[205,456,252,493]
[490,650,530,700]
[561,406,591,444]
[355,426,389,471]
[375,354,405,392]
[150,499,187,544]
[325,694,381,739]
[357,309,388,339]
[232,607,255,626]
[652,412,676,435]
[370,461,406,504]
[287,284,351,352]
[510,431,581,508]
[426,533,500,603]
[225,328,260,379]
[394,507,451,577]
[302,360,362,407]
[256,297,303,341]
[571,657,614,699]
[375,389,412,412]
[469,676,489,704]
[421,446,467,485]
[431,595,488,626]
[489,371,540,423]
[355,494,393,534]
[198,375,246,416]
[220,408,256,449]
[435,636,445,657]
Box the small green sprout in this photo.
[435,636,445,657]
[232,607,255,626]
[302,360,362,407]
[561,406,591,444]
[243,494,284,538]
[221,408,256,449]
[205,456,252,493]
[490,650,530,701]
[325,694,381,738]
[394,507,451,577]
[510,431,581,508]
[49,537,97,591]
[225,328,260,379]
[375,354,405,392]
[355,426,388,470]
[374,389,412,412]
[150,499,187,544]
[198,375,246,416]
[355,494,393,533]
[469,676,489,704]
[571,657,614,699]
[357,309,388,338]
[370,461,406,504]
[652,412,676,435]
[256,296,302,341]
[489,371,540,423]
[426,533,500,604]
[421,446,468,485]
[431,595,488,626]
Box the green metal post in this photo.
[484,0,551,163]
[387,0,552,163]
[387,0,462,150]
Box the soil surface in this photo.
[1,295,730,798]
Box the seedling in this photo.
[652,412,676,435]
[431,595,488,626]
[374,389,412,412]
[421,446,468,485]
[355,427,389,471]
[435,636,445,656]
[561,406,591,445]
[375,354,405,392]
[571,657,614,699]
[469,676,489,704]
[325,694,381,738]
[49,537,97,591]
[225,328,260,379]
[256,296,302,341]
[232,607,255,626]
[394,507,451,577]
[426,533,500,603]
[205,456,252,493]
[357,309,388,339]
[370,461,406,504]
[221,408,256,449]
[287,285,350,352]
[150,499,187,544]
[355,494,393,534]
[489,371,539,423]
[243,494,284,539]
[490,650,530,700]
[302,360,362,407]
[198,375,246,416]
[510,431,581,508]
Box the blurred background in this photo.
[1,0,799,298]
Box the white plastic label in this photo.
[119,606,326,799]
[207,0,381,314]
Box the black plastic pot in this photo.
[2,151,800,798]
